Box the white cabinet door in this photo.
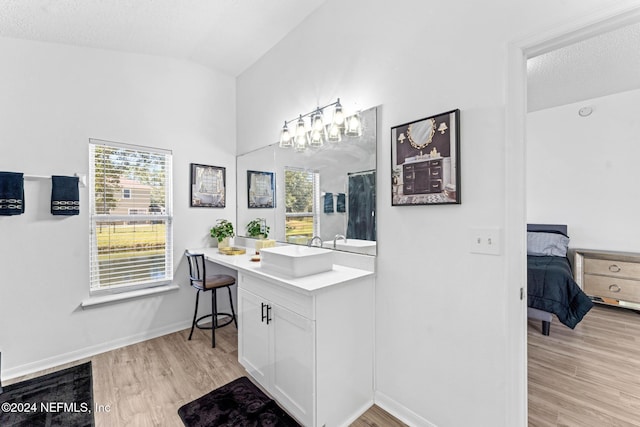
[270,304,315,427]
[238,289,269,387]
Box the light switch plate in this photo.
[469,227,501,255]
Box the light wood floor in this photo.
[5,322,406,427]
[10,306,639,426]
[528,304,640,427]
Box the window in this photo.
[128,208,148,215]
[89,139,173,293]
[284,168,319,243]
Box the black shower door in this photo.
[347,170,376,241]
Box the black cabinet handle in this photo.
[261,302,267,322]
[266,305,272,324]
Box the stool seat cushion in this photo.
[191,274,235,290]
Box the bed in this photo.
[527,224,594,335]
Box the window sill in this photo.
[81,284,180,308]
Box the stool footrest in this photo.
[194,312,235,330]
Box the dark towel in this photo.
[0,171,24,215]
[323,192,334,213]
[337,193,346,213]
[51,175,79,215]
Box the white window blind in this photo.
[89,139,173,293]
[284,168,320,242]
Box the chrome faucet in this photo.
[308,236,323,247]
[333,234,347,249]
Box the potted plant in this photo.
[246,218,275,254]
[246,218,270,239]
[210,219,234,248]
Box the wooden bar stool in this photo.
[184,251,237,348]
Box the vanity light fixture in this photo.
[438,122,448,134]
[294,115,308,152]
[345,112,362,137]
[278,98,361,151]
[279,121,292,148]
[309,108,325,148]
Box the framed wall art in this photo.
[247,170,275,208]
[391,109,460,206]
[190,163,225,208]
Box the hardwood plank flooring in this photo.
[528,304,640,427]
[5,322,404,426]
[9,305,638,426]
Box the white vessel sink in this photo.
[260,245,334,278]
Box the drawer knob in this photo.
[609,264,621,273]
[609,284,621,293]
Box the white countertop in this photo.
[187,246,374,294]
[402,156,442,165]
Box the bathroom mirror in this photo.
[237,106,377,255]
[407,118,436,149]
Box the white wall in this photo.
[528,88,640,252]
[0,37,237,377]
[236,0,639,425]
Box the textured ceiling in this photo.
[0,0,326,76]
[527,22,640,112]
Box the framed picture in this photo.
[190,163,225,208]
[391,109,460,206]
[247,170,275,208]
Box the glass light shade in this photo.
[327,122,342,142]
[333,99,345,126]
[438,122,448,134]
[309,128,324,147]
[294,133,307,152]
[279,122,292,148]
[295,115,307,138]
[345,112,362,137]
[312,109,324,132]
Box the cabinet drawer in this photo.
[584,258,640,280]
[238,273,314,320]
[430,166,442,179]
[429,180,442,192]
[429,159,442,167]
[583,274,640,303]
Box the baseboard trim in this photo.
[340,398,375,427]
[3,320,192,381]
[375,390,437,427]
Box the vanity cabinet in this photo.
[403,157,450,195]
[574,249,640,309]
[237,271,374,427]
[238,286,314,426]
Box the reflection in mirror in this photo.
[237,106,377,255]
[284,168,319,244]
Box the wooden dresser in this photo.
[574,249,640,310]
[402,157,450,195]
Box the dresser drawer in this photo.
[583,274,640,303]
[584,258,640,280]
[430,166,442,179]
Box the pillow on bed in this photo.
[527,231,569,257]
